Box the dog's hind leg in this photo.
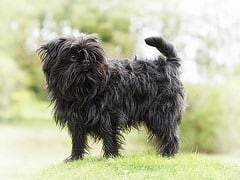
[146,107,181,157]
[158,122,180,157]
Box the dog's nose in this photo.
[82,59,90,66]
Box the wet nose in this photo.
[82,59,90,66]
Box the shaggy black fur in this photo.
[37,33,185,161]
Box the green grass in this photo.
[34,152,240,180]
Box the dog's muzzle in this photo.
[82,59,90,66]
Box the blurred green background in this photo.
[0,0,240,179]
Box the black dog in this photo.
[38,33,185,161]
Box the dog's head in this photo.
[37,34,107,100]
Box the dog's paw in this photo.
[161,142,179,157]
[103,152,120,159]
[64,154,82,162]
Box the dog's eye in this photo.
[90,54,96,60]
[70,55,76,61]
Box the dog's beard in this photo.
[51,57,108,103]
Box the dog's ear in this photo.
[37,37,67,63]
[37,37,67,75]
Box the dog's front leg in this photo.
[100,118,122,158]
[101,130,121,158]
[64,123,87,162]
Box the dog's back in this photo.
[105,36,184,124]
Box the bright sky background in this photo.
[134,0,240,82]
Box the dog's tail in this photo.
[145,36,180,66]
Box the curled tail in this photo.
[145,36,180,65]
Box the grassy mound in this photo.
[34,152,240,180]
